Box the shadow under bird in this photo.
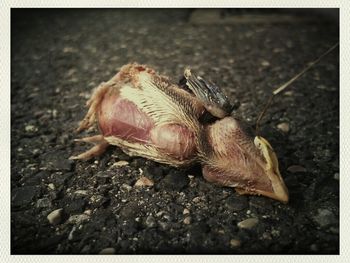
[70,63,289,203]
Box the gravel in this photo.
[47,208,64,225]
[313,208,337,228]
[160,170,190,191]
[237,218,259,229]
[12,186,41,207]
[11,9,339,254]
[225,195,249,212]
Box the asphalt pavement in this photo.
[11,9,339,254]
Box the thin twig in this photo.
[255,42,339,136]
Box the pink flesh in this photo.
[150,123,196,160]
[202,165,273,193]
[97,93,196,160]
[202,117,273,193]
[98,94,155,143]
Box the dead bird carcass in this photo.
[70,63,289,203]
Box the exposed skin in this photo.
[70,63,289,203]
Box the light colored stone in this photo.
[84,209,92,215]
[237,217,259,229]
[230,239,241,248]
[63,47,78,53]
[261,60,270,67]
[47,208,64,225]
[134,176,154,187]
[68,226,76,240]
[112,160,129,167]
[25,124,38,133]
[183,216,192,225]
[52,109,58,118]
[68,214,90,224]
[192,197,201,203]
[284,91,294,96]
[183,208,190,215]
[74,190,89,196]
[277,122,290,133]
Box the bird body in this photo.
[71,63,289,203]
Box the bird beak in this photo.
[252,136,289,203]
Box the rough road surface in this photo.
[11,9,339,254]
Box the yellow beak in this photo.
[253,136,289,203]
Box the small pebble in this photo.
[237,217,259,229]
[261,60,270,67]
[67,214,90,224]
[74,190,89,196]
[183,208,190,215]
[52,109,58,118]
[230,239,241,248]
[284,90,294,96]
[187,175,195,180]
[134,176,154,187]
[99,247,116,254]
[217,229,225,234]
[68,226,76,241]
[25,124,38,133]
[48,183,56,190]
[277,122,290,133]
[192,197,201,203]
[63,47,77,53]
[183,216,192,225]
[47,208,64,225]
[112,160,129,167]
[84,209,92,215]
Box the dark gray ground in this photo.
[11,9,339,254]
